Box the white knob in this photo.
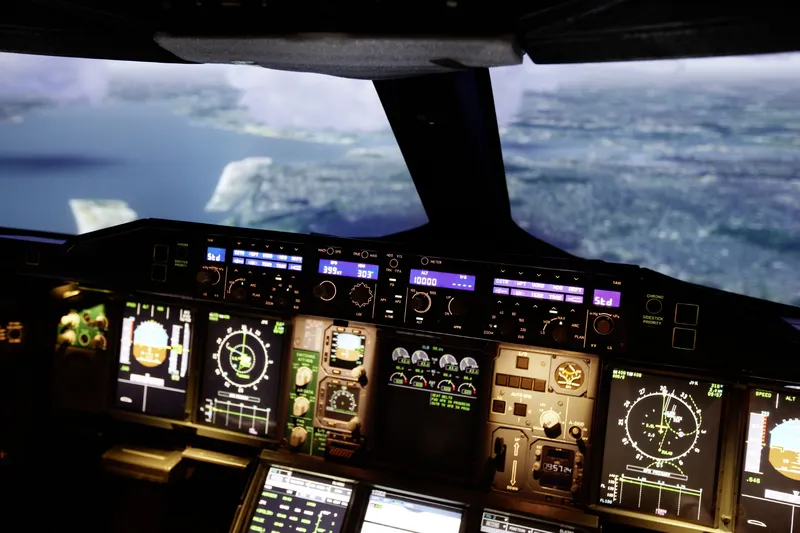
[292,396,311,417]
[59,330,76,344]
[347,417,361,433]
[295,366,313,387]
[352,365,365,379]
[290,426,308,447]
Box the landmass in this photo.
[69,199,138,234]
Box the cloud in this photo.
[224,66,388,131]
[0,52,110,103]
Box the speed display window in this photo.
[198,312,286,437]
[598,369,725,526]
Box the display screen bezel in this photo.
[196,311,288,438]
[589,364,730,529]
[359,488,464,533]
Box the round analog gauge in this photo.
[392,347,410,363]
[439,353,458,369]
[214,324,273,392]
[328,386,358,415]
[412,350,430,365]
[555,362,585,391]
[624,386,703,461]
[459,356,479,372]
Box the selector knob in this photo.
[544,318,567,343]
[352,365,368,387]
[349,282,374,308]
[289,426,308,448]
[313,280,337,301]
[196,270,213,284]
[292,397,310,417]
[411,292,432,313]
[447,297,468,317]
[593,315,615,335]
[58,330,76,345]
[541,410,563,439]
[347,416,361,433]
[295,366,313,387]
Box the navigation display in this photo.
[360,490,462,533]
[198,313,286,437]
[375,338,484,477]
[481,510,587,533]
[598,369,725,526]
[116,301,193,418]
[247,467,353,533]
[737,389,800,532]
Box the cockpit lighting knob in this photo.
[411,292,432,313]
[313,280,337,301]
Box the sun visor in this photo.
[153,33,522,79]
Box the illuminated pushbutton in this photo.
[295,366,313,387]
[292,397,310,417]
[646,298,663,314]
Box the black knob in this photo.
[593,315,615,335]
[231,285,248,300]
[273,293,288,308]
[350,282,373,307]
[411,292,432,313]
[447,297,468,316]
[313,280,336,301]
[550,325,567,343]
[196,270,213,284]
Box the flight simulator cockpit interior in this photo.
[1,2,800,533]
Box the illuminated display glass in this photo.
[198,313,285,437]
[737,389,800,533]
[115,301,193,418]
[246,467,353,533]
[598,368,724,526]
[360,490,462,533]
[319,259,379,279]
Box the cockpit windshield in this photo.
[492,54,800,307]
[0,52,427,238]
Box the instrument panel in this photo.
[4,219,800,533]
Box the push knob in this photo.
[411,292,432,313]
[593,315,615,335]
[447,297,468,316]
[313,280,337,301]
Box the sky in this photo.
[1,50,800,130]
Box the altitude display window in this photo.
[198,313,285,437]
[598,369,725,526]
[115,301,193,418]
[375,338,484,477]
[247,467,353,533]
[360,490,463,533]
[737,389,800,533]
